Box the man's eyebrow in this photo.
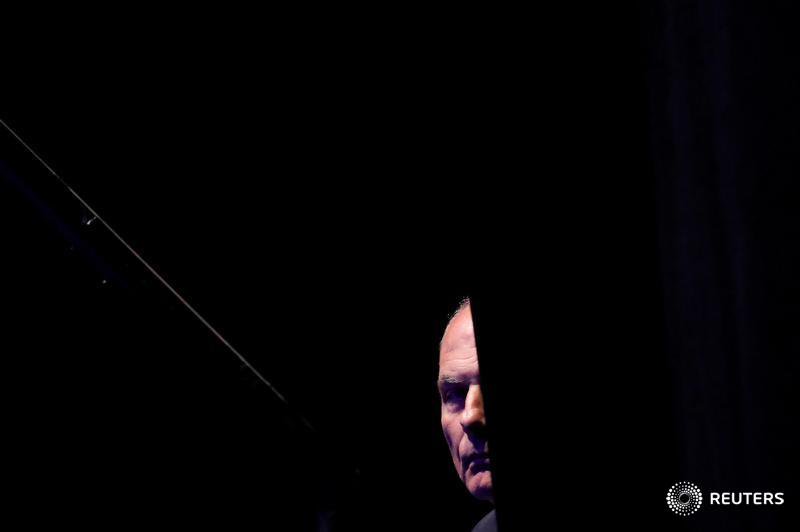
[437,374,469,386]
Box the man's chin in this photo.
[466,469,494,502]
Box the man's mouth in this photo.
[464,452,491,473]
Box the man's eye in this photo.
[444,387,466,403]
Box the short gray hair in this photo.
[447,296,471,323]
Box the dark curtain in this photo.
[468,3,798,531]
[645,1,799,529]
[645,0,798,528]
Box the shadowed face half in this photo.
[438,303,493,502]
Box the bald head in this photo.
[441,298,473,349]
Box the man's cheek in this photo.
[441,414,453,442]
[442,422,454,450]
[441,422,461,463]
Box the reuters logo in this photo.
[667,481,703,516]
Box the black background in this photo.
[2,3,799,530]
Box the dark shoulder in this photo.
[471,509,497,532]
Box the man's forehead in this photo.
[438,347,480,386]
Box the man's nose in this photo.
[460,383,486,431]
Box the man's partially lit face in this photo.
[438,303,493,501]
